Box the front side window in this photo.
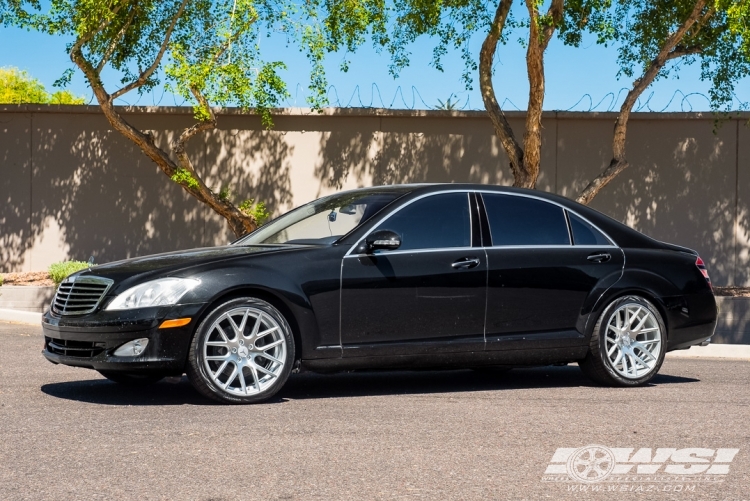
[482,194,570,246]
[236,190,405,245]
[373,193,471,251]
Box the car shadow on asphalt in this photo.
[40,365,700,406]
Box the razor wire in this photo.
[100,81,748,112]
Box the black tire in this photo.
[579,295,666,386]
[98,371,165,385]
[186,297,295,404]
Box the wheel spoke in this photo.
[607,343,618,356]
[212,360,229,379]
[206,354,229,361]
[227,315,242,339]
[256,326,279,339]
[254,363,277,378]
[216,325,229,343]
[223,364,239,388]
[249,313,263,339]
[206,340,228,346]
[261,338,284,350]
[250,365,261,390]
[612,350,623,366]
[632,342,656,361]
[257,352,282,365]
[238,369,247,394]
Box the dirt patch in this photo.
[1,272,54,287]
[712,286,750,297]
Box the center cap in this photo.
[621,335,632,347]
[238,346,250,358]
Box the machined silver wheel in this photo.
[603,302,662,379]
[202,306,288,397]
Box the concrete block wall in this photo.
[1,105,748,285]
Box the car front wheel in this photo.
[186,297,295,404]
[579,295,666,386]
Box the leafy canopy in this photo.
[0,66,85,104]
[5,0,329,124]
[560,0,750,112]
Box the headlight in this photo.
[106,278,200,311]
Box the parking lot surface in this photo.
[0,321,748,501]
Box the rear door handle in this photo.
[587,252,611,263]
[452,257,480,269]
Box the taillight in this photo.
[696,256,711,288]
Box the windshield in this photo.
[234,189,408,245]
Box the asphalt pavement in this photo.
[0,321,748,501]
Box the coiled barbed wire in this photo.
[102,82,749,113]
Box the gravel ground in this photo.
[0,321,748,501]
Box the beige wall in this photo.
[1,105,748,284]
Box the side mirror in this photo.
[364,229,402,253]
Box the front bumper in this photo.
[41,303,206,375]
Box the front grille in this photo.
[46,337,105,358]
[52,276,113,316]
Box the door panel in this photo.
[484,247,624,348]
[341,250,487,356]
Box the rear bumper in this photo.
[41,303,205,375]
[665,291,717,351]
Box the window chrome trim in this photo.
[345,246,476,259]
[475,190,618,248]
[345,188,620,257]
[344,190,474,257]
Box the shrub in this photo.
[49,261,90,286]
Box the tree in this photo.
[323,0,565,188]
[0,66,85,104]
[569,0,750,204]
[322,0,750,204]
[4,1,327,237]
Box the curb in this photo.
[666,344,750,360]
[0,309,42,325]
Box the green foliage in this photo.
[0,274,3,287]
[170,168,200,189]
[561,0,750,113]
[218,186,231,201]
[435,94,459,110]
[49,261,90,286]
[0,66,85,104]
[238,199,270,225]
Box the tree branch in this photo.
[576,0,711,205]
[110,0,188,101]
[96,2,139,73]
[479,0,526,186]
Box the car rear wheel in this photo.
[579,295,666,386]
[98,371,164,385]
[186,297,295,404]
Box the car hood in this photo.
[73,245,304,289]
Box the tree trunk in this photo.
[522,0,564,189]
[479,0,526,186]
[575,0,710,205]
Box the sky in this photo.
[1,13,748,112]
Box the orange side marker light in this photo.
[159,318,191,329]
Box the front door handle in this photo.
[452,257,480,269]
[587,252,611,263]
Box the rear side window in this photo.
[482,194,569,246]
[568,212,612,246]
[374,193,471,251]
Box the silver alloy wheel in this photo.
[202,306,287,396]
[604,303,662,379]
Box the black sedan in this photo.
[42,184,717,403]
